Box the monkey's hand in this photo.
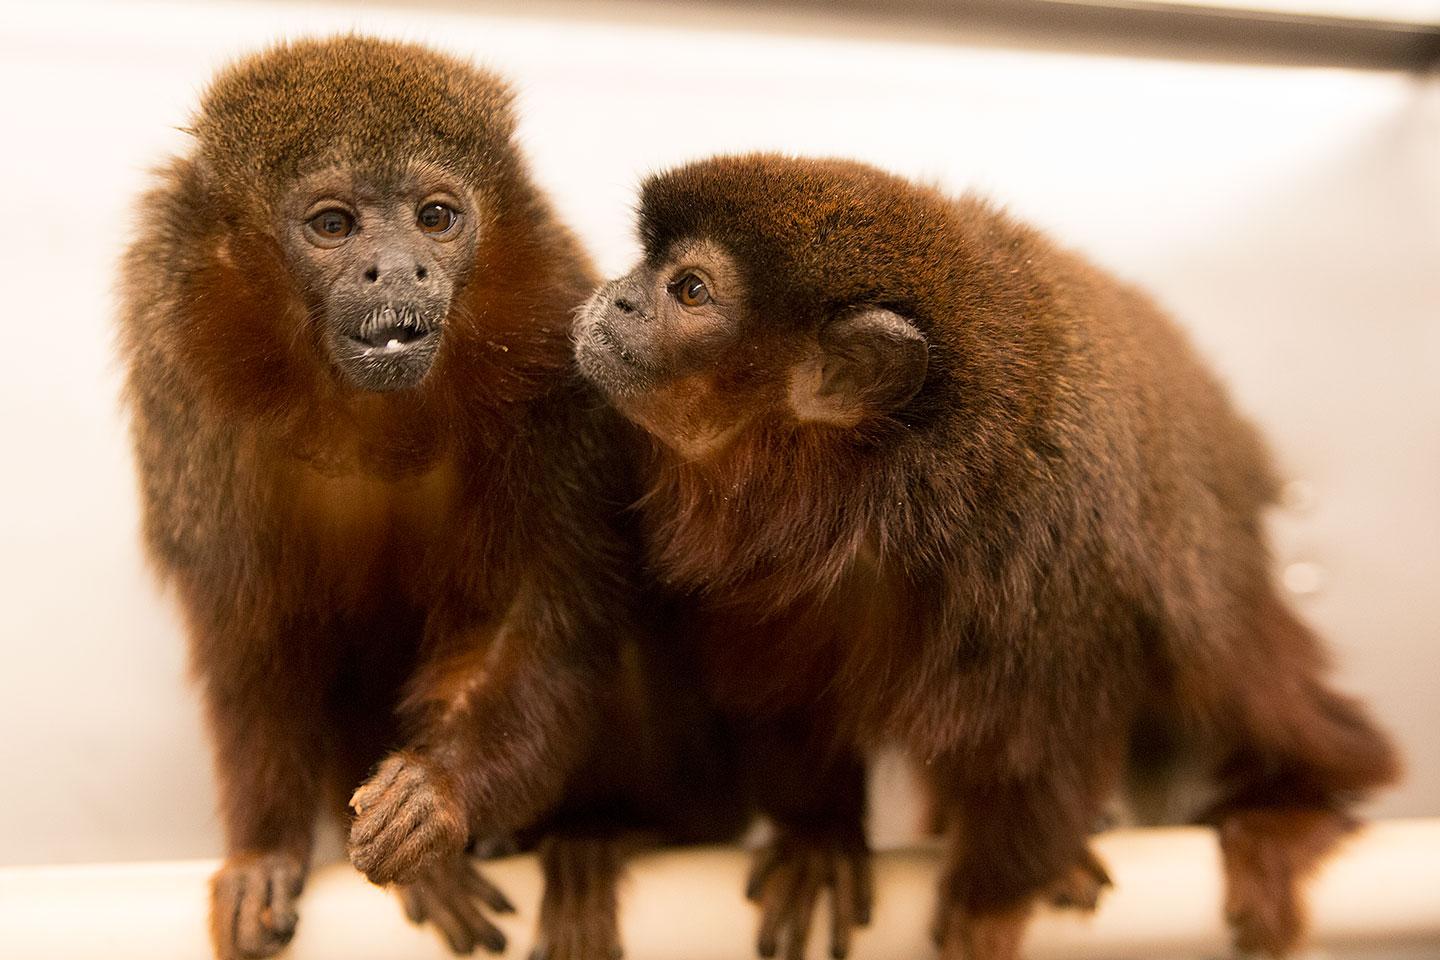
[210,851,306,960]
[747,830,873,960]
[397,851,515,955]
[349,752,468,886]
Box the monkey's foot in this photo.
[933,900,1033,960]
[398,853,514,955]
[210,851,305,960]
[1217,807,1353,957]
[747,831,873,960]
[1044,846,1112,912]
[530,836,624,960]
[350,751,468,886]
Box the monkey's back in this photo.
[989,216,1284,649]
[891,187,1285,643]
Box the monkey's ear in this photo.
[789,308,928,426]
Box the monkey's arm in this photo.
[127,369,329,960]
[182,593,331,960]
[348,593,608,887]
[741,716,872,960]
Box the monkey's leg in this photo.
[1209,803,1353,958]
[919,784,1110,914]
[202,672,326,960]
[526,834,626,960]
[930,752,1119,960]
[1187,594,1400,957]
[742,718,871,960]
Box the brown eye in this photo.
[671,273,710,307]
[417,202,457,235]
[308,209,354,239]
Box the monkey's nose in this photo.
[362,266,429,284]
[612,282,645,314]
[361,255,430,285]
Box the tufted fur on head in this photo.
[194,36,519,211]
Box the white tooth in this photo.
[386,338,401,350]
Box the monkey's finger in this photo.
[1048,850,1113,912]
[746,844,782,902]
[211,868,243,959]
[441,882,509,955]
[235,866,266,954]
[1083,847,1113,890]
[367,818,452,885]
[782,857,822,960]
[400,885,430,925]
[350,777,426,844]
[755,863,801,958]
[851,851,874,926]
[930,905,948,951]
[350,756,408,813]
[234,863,293,957]
[422,896,480,955]
[830,860,858,958]
[352,819,424,883]
[462,862,517,914]
[350,787,429,861]
[259,862,300,939]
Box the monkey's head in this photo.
[575,155,933,460]
[189,37,524,393]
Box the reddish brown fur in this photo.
[119,37,742,960]
[579,154,1400,958]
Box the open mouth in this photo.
[348,306,436,353]
[331,304,443,392]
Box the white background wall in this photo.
[0,0,1436,868]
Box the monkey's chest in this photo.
[287,458,461,608]
[696,568,916,730]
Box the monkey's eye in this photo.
[417,203,458,235]
[670,273,711,307]
[307,209,355,240]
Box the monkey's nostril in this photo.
[363,266,379,284]
[615,297,635,313]
[416,265,428,281]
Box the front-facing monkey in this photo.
[119,37,742,960]
[576,154,1399,960]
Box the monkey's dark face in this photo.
[575,240,762,458]
[576,238,928,460]
[279,163,481,392]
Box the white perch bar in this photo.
[3,820,1438,959]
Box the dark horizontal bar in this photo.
[895,0,1440,70]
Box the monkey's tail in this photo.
[530,835,625,960]
[1217,594,1401,803]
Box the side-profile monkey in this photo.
[119,37,741,960]
[575,154,1400,960]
